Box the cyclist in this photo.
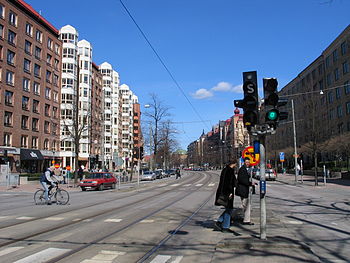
[39,166,58,205]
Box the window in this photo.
[333,49,338,62]
[33,82,40,95]
[36,30,42,42]
[24,59,31,72]
[329,108,335,120]
[53,91,58,102]
[9,11,17,26]
[328,91,334,103]
[345,81,350,95]
[4,133,12,147]
[52,123,57,135]
[7,50,15,65]
[22,96,29,110]
[0,4,4,19]
[53,106,58,118]
[346,102,350,115]
[34,46,41,59]
[337,105,343,118]
[44,121,50,134]
[21,135,28,148]
[343,61,349,74]
[341,41,347,56]
[44,104,50,116]
[6,70,14,85]
[32,137,38,149]
[62,78,74,88]
[21,115,29,129]
[54,43,60,55]
[8,30,16,45]
[54,59,59,70]
[44,139,49,150]
[46,54,52,65]
[319,80,324,91]
[336,87,341,99]
[46,70,51,83]
[34,64,40,77]
[62,63,74,73]
[5,90,13,105]
[4,111,13,126]
[25,40,32,54]
[25,23,33,36]
[334,68,339,81]
[33,99,39,113]
[45,87,51,99]
[47,38,52,49]
[318,64,323,75]
[53,74,59,86]
[32,118,39,131]
[325,56,330,68]
[326,73,332,86]
[0,24,3,38]
[61,93,73,103]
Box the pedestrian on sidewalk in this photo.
[214,160,237,233]
[235,157,255,225]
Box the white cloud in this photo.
[211,82,243,93]
[191,88,214,99]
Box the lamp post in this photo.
[292,99,298,184]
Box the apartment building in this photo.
[266,25,350,166]
[0,0,62,173]
[132,97,143,167]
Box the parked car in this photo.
[252,168,276,181]
[154,170,163,179]
[80,172,117,191]
[165,169,176,176]
[140,171,156,181]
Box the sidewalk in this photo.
[276,173,350,188]
[0,181,82,193]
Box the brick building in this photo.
[0,0,62,173]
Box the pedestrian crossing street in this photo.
[0,246,184,263]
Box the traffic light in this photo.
[263,78,288,128]
[234,71,259,131]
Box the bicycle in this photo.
[34,183,70,205]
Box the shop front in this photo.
[20,149,44,173]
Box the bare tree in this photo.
[157,120,179,169]
[143,93,171,168]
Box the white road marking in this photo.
[50,232,74,242]
[170,184,180,187]
[16,216,35,220]
[44,217,64,221]
[72,218,81,222]
[0,216,9,220]
[14,248,70,263]
[0,247,24,256]
[183,184,191,187]
[195,184,203,187]
[158,184,167,187]
[285,220,303,225]
[82,219,93,222]
[81,250,126,263]
[151,255,183,263]
[208,183,215,187]
[104,219,122,223]
[331,222,338,225]
[140,219,154,223]
[168,220,178,223]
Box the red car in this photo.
[80,172,117,191]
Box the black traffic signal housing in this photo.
[263,78,288,128]
[234,71,259,131]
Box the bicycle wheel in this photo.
[54,189,69,205]
[34,189,46,205]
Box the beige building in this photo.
[0,0,62,173]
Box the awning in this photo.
[20,149,44,160]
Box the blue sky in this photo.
[28,0,350,150]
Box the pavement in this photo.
[1,173,349,262]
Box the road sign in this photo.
[242,146,260,166]
[279,152,285,162]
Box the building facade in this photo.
[0,0,62,173]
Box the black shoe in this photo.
[242,222,254,225]
[213,221,223,231]
[222,228,235,233]
[47,202,52,205]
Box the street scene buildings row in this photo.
[0,0,141,173]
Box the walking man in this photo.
[214,160,237,233]
[236,157,255,225]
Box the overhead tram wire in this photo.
[119,0,211,131]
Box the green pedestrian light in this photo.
[266,109,279,121]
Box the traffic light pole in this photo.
[259,135,267,240]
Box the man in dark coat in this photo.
[214,160,237,233]
[235,157,254,225]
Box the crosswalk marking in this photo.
[72,218,82,222]
[81,250,126,263]
[151,255,183,263]
[13,248,71,263]
[140,219,154,223]
[183,184,191,187]
[170,184,180,187]
[195,184,203,187]
[208,183,215,187]
[0,247,24,257]
[82,219,92,222]
[16,216,35,220]
[104,218,122,223]
[44,217,64,221]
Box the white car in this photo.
[140,171,156,181]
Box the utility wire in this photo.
[119,0,211,131]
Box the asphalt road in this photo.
[0,171,349,263]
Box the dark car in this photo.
[79,172,117,191]
[154,170,162,179]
